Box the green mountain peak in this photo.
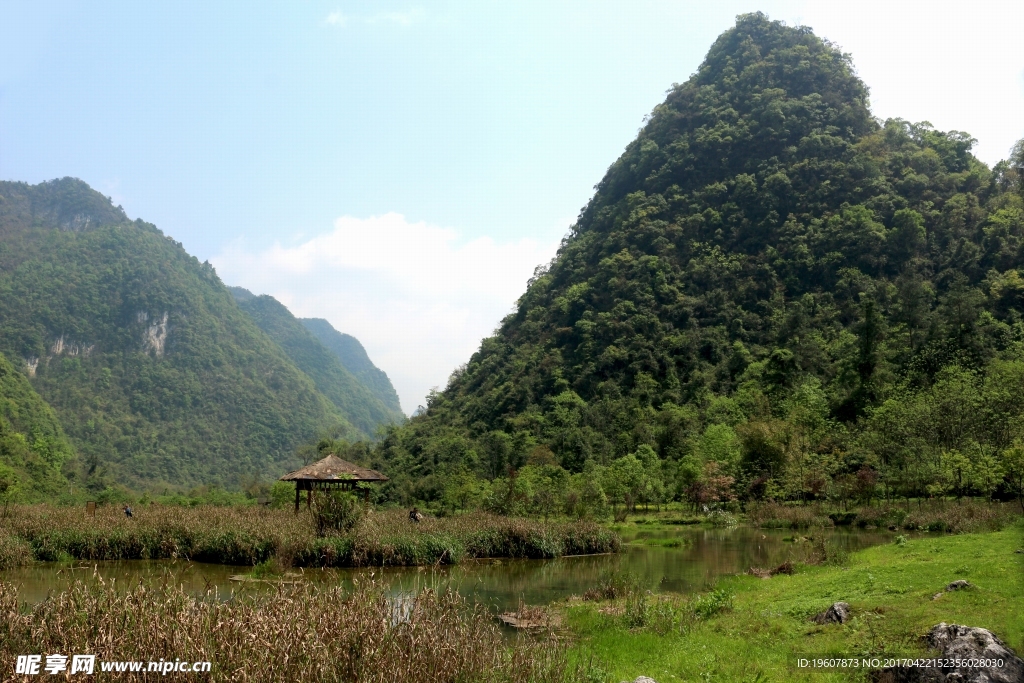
[376,14,1024,498]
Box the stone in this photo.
[945,580,971,591]
[619,678,657,683]
[811,601,850,625]
[870,623,1024,682]
[772,561,794,575]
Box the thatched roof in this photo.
[279,454,389,482]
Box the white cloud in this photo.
[792,0,1024,166]
[323,8,424,29]
[324,10,347,27]
[211,213,561,415]
[367,9,425,27]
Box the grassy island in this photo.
[0,504,619,570]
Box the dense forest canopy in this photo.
[370,13,1024,513]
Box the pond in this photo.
[1,525,900,611]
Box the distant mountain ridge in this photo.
[0,177,400,492]
[300,318,403,416]
[228,288,404,431]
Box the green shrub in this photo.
[312,491,363,537]
[691,589,733,620]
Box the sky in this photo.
[2,1,1022,414]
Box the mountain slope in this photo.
[0,350,75,500]
[229,290,403,434]
[301,318,403,416]
[376,13,1024,495]
[0,178,355,490]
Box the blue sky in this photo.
[2,1,1023,413]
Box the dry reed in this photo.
[745,502,833,529]
[0,577,585,682]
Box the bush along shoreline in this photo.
[0,505,620,570]
[744,500,1018,533]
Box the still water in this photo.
[1,525,897,611]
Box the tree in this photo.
[695,424,741,473]
[1010,138,1024,197]
[685,461,735,510]
[605,454,645,512]
[1000,442,1024,513]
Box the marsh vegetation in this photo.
[0,577,584,683]
[0,503,619,571]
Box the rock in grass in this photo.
[619,678,657,683]
[811,602,850,625]
[772,561,794,575]
[747,561,793,580]
[945,580,971,591]
[871,623,1024,682]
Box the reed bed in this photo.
[745,499,1018,533]
[0,505,619,569]
[900,499,1018,533]
[745,502,834,529]
[0,577,584,683]
[0,529,32,571]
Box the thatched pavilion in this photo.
[279,454,389,512]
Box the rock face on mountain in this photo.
[0,179,357,490]
[229,291,404,434]
[374,12,1024,501]
[300,318,403,416]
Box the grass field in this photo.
[566,520,1024,682]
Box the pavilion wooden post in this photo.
[294,484,300,513]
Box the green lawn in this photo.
[567,521,1024,682]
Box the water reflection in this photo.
[1,526,897,612]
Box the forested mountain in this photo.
[229,289,404,433]
[374,13,1024,510]
[0,178,358,490]
[0,350,75,500]
[301,318,403,416]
